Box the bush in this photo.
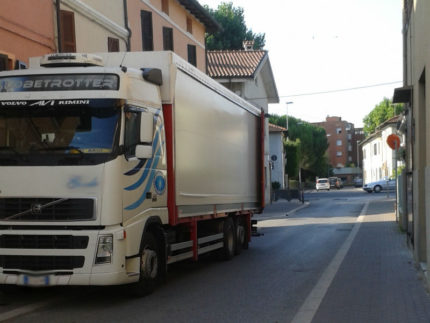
[272,181,281,190]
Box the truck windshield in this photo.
[0,99,120,165]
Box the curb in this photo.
[254,201,311,221]
[286,201,310,216]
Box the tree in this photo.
[285,139,300,178]
[363,98,404,136]
[269,114,329,180]
[205,2,265,50]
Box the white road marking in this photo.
[291,201,369,323]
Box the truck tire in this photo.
[132,231,160,296]
[235,219,245,255]
[221,218,235,260]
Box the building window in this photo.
[0,54,12,71]
[336,140,342,146]
[347,134,352,140]
[141,10,154,51]
[163,27,174,51]
[187,44,197,67]
[336,128,342,134]
[162,0,169,15]
[348,156,352,161]
[60,10,76,52]
[336,151,342,157]
[374,143,377,155]
[125,111,140,156]
[108,37,119,52]
[348,145,352,151]
[186,17,193,34]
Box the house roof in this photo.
[269,123,287,132]
[377,115,401,129]
[178,0,221,33]
[360,115,402,146]
[206,50,267,78]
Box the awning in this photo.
[393,86,413,103]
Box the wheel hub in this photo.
[141,249,158,279]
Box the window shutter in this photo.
[162,0,169,14]
[0,54,8,71]
[141,10,153,51]
[187,45,196,67]
[186,17,192,34]
[163,27,173,51]
[108,37,120,52]
[60,10,76,53]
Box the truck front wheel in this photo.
[132,231,160,296]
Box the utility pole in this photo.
[285,102,293,191]
[357,140,360,169]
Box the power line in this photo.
[281,81,402,98]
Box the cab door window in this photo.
[124,111,140,157]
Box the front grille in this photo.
[0,198,95,221]
[0,235,89,249]
[0,255,85,270]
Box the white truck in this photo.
[0,52,265,294]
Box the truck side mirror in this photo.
[140,112,153,143]
[135,144,153,159]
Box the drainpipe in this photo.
[123,0,131,51]
[56,0,62,52]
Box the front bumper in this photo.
[0,226,139,287]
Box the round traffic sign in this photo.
[387,134,401,150]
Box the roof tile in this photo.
[207,50,267,78]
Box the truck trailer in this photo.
[0,52,264,295]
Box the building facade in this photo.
[127,0,219,72]
[269,124,287,189]
[393,0,430,285]
[57,0,129,53]
[360,116,401,185]
[0,0,56,69]
[313,116,364,170]
[0,0,219,74]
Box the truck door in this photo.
[122,108,166,220]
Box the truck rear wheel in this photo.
[132,231,160,296]
[235,219,245,255]
[221,218,235,260]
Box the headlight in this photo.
[95,235,113,264]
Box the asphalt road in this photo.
[0,188,389,322]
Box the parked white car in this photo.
[363,177,396,193]
[316,178,330,191]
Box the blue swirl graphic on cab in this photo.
[123,112,164,210]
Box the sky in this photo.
[199,0,403,128]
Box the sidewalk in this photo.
[253,198,309,221]
[311,199,430,323]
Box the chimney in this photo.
[243,40,254,51]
